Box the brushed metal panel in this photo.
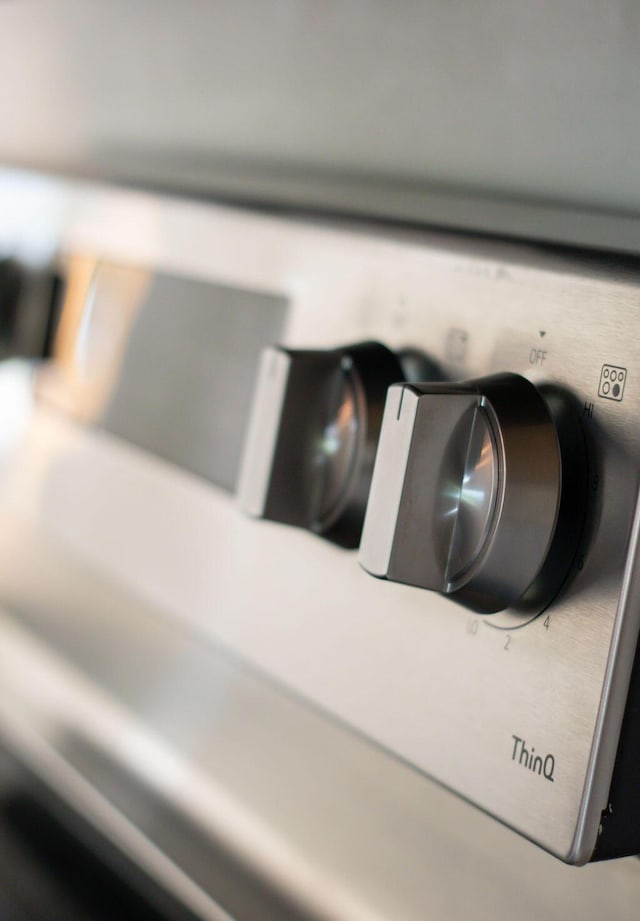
[2,542,640,921]
[0,171,639,871]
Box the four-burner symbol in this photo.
[598,364,627,402]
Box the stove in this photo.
[1,169,640,919]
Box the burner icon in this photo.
[598,364,627,402]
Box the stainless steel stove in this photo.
[0,168,639,920]
[1,4,640,918]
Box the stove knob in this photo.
[238,341,406,547]
[0,259,63,360]
[359,373,587,613]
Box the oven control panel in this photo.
[0,171,639,869]
[231,222,640,864]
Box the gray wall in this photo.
[0,1,639,249]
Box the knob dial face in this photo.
[238,341,404,547]
[312,367,360,527]
[434,403,499,587]
[360,374,586,614]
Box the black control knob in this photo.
[359,373,587,613]
[0,259,23,356]
[238,341,406,547]
[0,259,63,360]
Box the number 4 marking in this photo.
[544,615,551,631]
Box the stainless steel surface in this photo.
[360,374,580,613]
[37,260,287,492]
[0,170,639,915]
[0,3,640,253]
[238,342,402,546]
[2,527,640,921]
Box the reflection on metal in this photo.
[442,406,498,585]
[39,258,150,421]
[2,516,640,921]
[39,262,288,492]
[0,360,34,457]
